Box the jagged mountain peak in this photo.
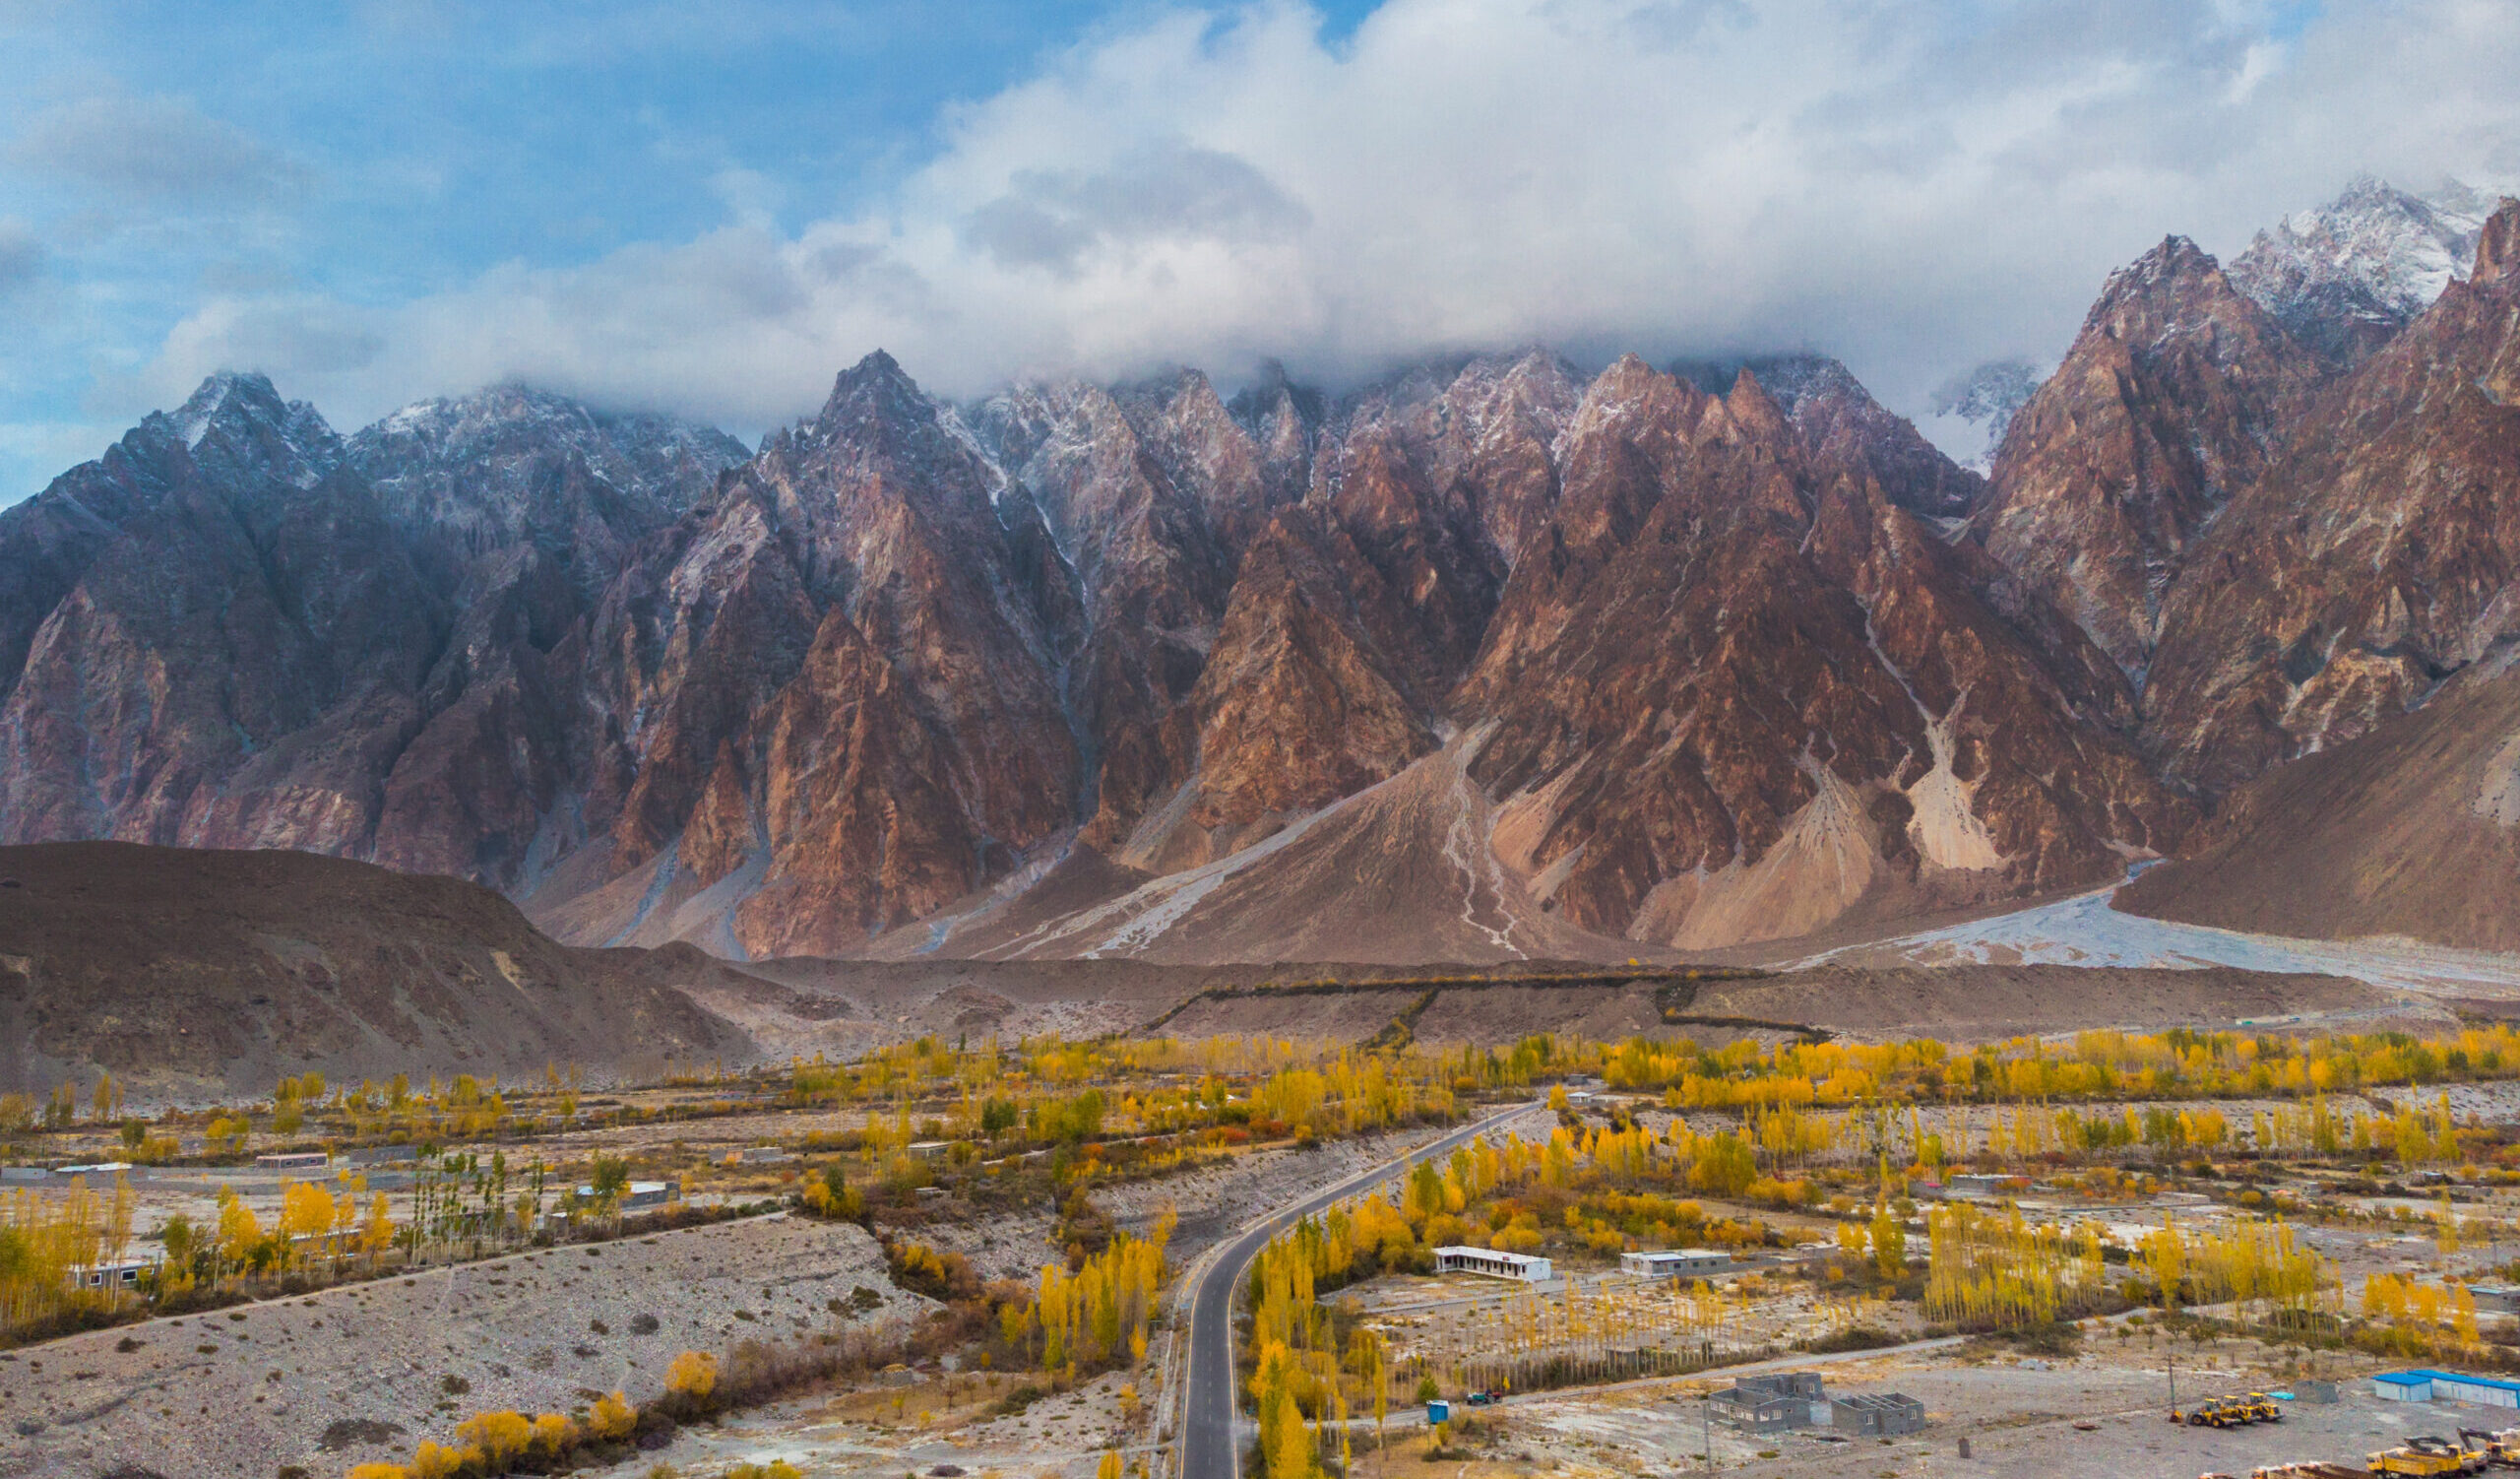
[1721,364,1791,438]
[2474,196,2520,286]
[1979,227,2321,677]
[2084,236,2233,335]
[169,368,286,435]
[812,349,930,436]
[1585,351,1681,403]
[2110,234,2219,287]
[1670,351,1824,403]
[1670,352,1984,519]
[789,351,1013,522]
[152,369,342,489]
[2228,175,2495,368]
[1225,359,1326,434]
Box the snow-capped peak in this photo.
[2227,176,2493,361]
[157,370,342,487]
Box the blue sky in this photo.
[0,0,2510,503]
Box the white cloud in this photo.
[127,0,2520,440]
[12,91,310,206]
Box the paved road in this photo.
[1179,1101,1542,1479]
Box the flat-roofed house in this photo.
[1433,1247,1552,1282]
[1621,1249,1730,1278]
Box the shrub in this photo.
[665,1349,720,1404]
[454,1410,532,1467]
[589,1390,638,1441]
[886,1241,979,1302]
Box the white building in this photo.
[1434,1246,1552,1282]
[1621,1249,1730,1278]
[575,1180,677,1210]
[72,1258,154,1291]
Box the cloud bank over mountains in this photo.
[18,0,2520,472]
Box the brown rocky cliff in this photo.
[571,353,1082,953]
[1976,237,2324,677]
[2145,198,2520,794]
[1458,360,2180,948]
[0,382,447,860]
[730,610,979,956]
[1156,505,1436,869]
[1677,354,1984,520]
[971,375,1238,851]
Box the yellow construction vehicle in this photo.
[2367,1435,2489,1475]
[2190,1395,2275,1429]
[2455,1428,2520,1468]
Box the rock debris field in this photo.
[0,1212,923,1479]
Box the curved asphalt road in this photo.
[1180,1101,1541,1479]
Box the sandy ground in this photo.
[586,1348,1172,1479]
[1328,1333,2442,1479]
[1793,878,2520,999]
[0,1212,921,1479]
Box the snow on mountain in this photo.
[2227,175,2495,366]
[155,369,344,488]
[349,383,747,518]
[1923,358,2039,474]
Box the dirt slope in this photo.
[0,842,747,1098]
[2120,653,2520,950]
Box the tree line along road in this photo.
[1178,1099,1543,1479]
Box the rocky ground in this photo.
[584,1350,1167,1479]
[0,1213,919,1479]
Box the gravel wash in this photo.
[0,1212,924,1479]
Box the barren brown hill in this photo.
[0,841,747,1099]
[2119,651,2520,950]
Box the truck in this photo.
[2367,1435,2489,1475]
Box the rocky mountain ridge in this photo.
[5,183,2517,963]
[2228,176,2496,369]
